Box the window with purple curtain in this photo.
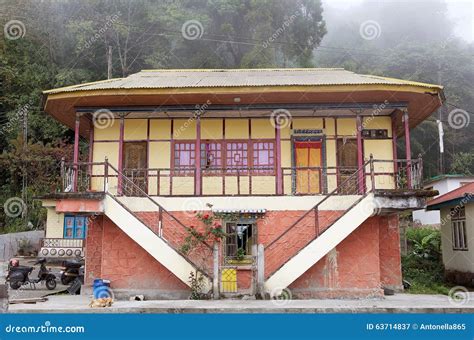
[173,142,195,174]
[253,141,275,174]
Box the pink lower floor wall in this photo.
[84,211,402,299]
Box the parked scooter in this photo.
[6,258,57,290]
[60,258,84,285]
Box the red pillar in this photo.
[404,110,412,189]
[275,118,283,195]
[195,116,202,195]
[391,113,398,174]
[356,115,364,193]
[73,114,81,192]
[117,115,125,195]
[88,124,94,191]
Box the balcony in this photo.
[60,156,423,197]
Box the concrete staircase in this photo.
[103,194,212,291]
[264,193,376,293]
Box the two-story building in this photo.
[38,68,443,299]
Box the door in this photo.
[123,142,148,195]
[294,141,322,194]
[337,139,359,193]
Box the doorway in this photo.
[336,138,359,193]
[122,142,148,195]
[294,141,322,194]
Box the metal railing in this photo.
[61,157,423,196]
[263,157,373,278]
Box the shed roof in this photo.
[426,182,474,210]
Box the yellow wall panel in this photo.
[124,119,147,140]
[281,141,292,168]
[292,118,323,130]
[94,119,119,140]
[280,124,291,139]
[202,119,223,139]
[46,208,64,238]
[364,140,393,160]
[251,176,276,194]
[326,139,336,167]
[325,118,336,136]
[172,177,195,195]
[150,119,171,139]
[251,119,275,139]
[202,176,223,195]
[362,116,392,137]
[225,119,249,139]
[93,142,119,168]
[173,119,196,139]
[337,118,357,136]
[149,142,171,168]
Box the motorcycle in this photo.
[60,258,84,285]
[7,258,57,290]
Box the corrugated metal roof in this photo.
[426,182,474,209]
[44,68,443,94]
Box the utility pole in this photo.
[107,46,112,79]
[22,106,28,227]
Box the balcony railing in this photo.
[60,156,423,197]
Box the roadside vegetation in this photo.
[402,227,451,295]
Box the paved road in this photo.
[8,293,474,313]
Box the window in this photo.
[172,140,275,175]
[224,222,254,259]
[252,141,275,174]
[226,142,248,173]
[451,207,468,251]
[201,141,222,169]
[173,142,195,173]
[64,215,87,239]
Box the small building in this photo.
[37,68,443,299]
[413,175,474,225]
[426,182,474,286]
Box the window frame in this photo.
[172,139,276,176]
[451,207,468,251]
[63,215,87,239]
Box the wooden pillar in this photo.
[195,116,202,195]
[356,115,364,194]
[73,114,81,192]
[275,118,283,195]
[117,114,125,195]
[403,110,412,189]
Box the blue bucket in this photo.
[93,279,112,299]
